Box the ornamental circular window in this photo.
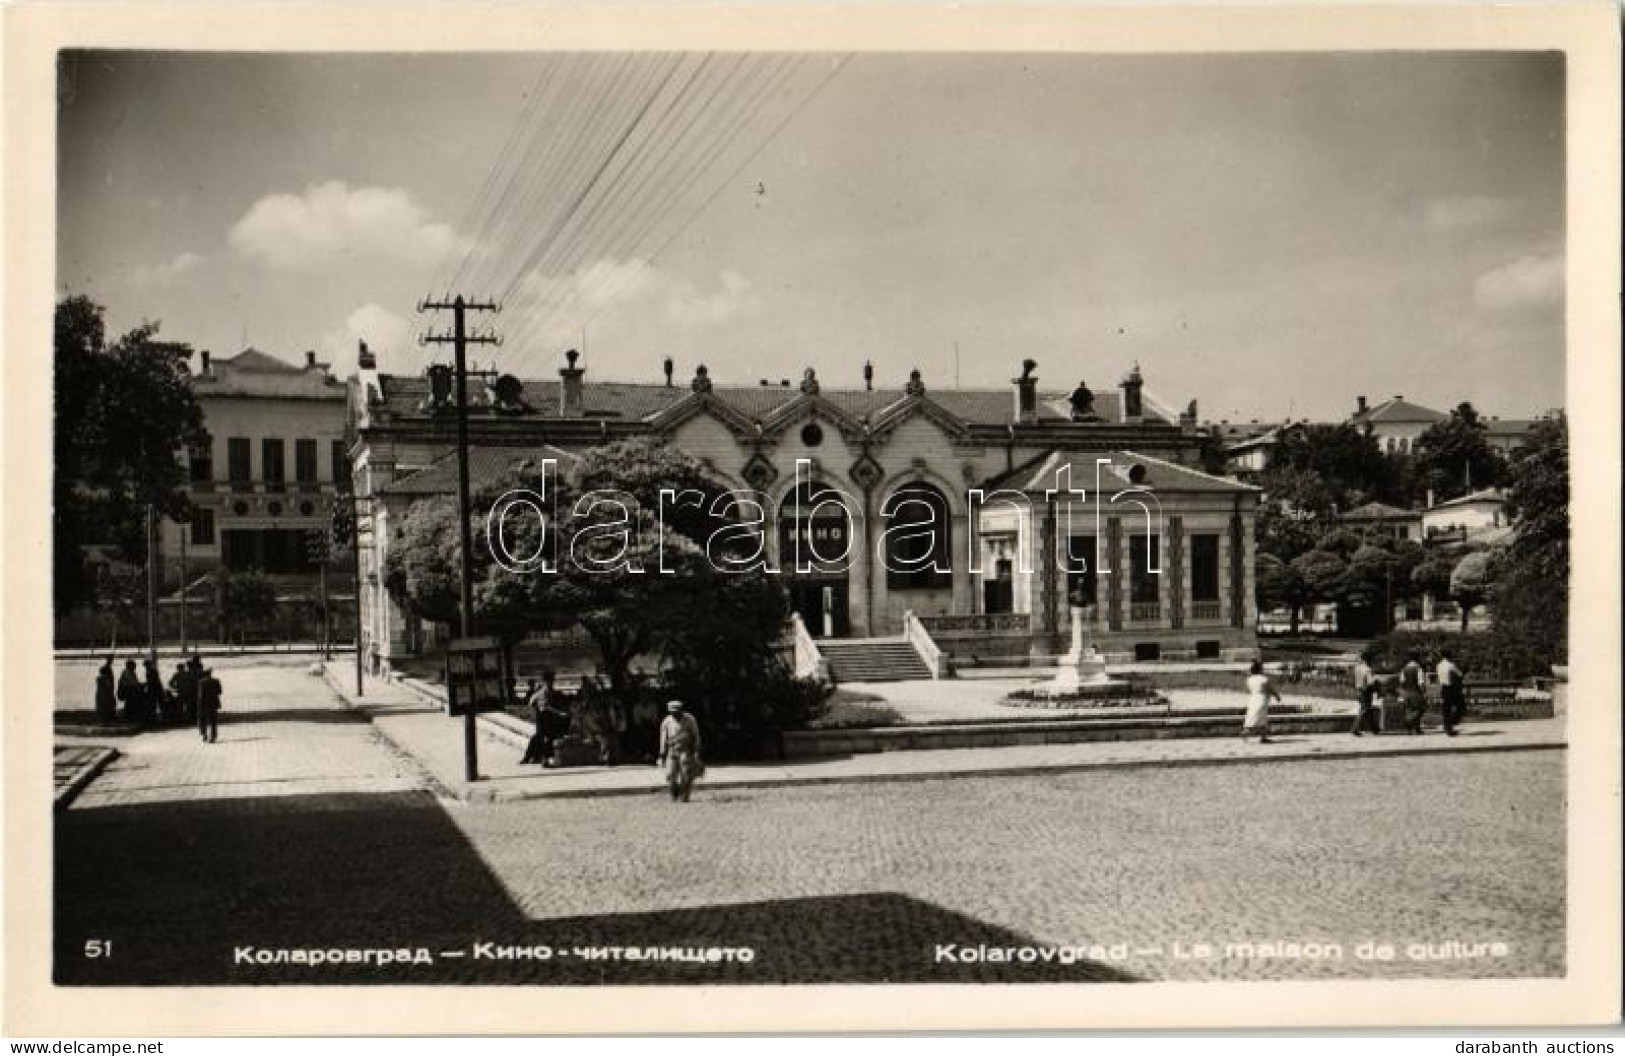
[800,421,824,447]
[299,500,316,516]
[267,501,284,517]
[232,500,249,516]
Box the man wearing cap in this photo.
[657,700,703,803]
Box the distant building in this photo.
[1420,488,1511,544]
[160,348,350,582]
[1337,500,1421,542]
[348,352,1262,676]
[1348,394,1447,455]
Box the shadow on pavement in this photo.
[217,708,371,726]
[56,790,1133,985]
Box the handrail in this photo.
[902,610,948,679]
[789,612,830,682]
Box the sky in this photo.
[56,50,1565,422]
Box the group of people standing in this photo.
[1241,647,1469,744]
[1350,648,1467,737]
[517,669,704,802]
[94,655,223,742]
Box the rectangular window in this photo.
[295,439,318,484]
[1065,535,1097,607]
[331,439,349,487]
[222,527,318,574]
[262,439,285,491]
[188,440,213,484]
[1191,534,1221,602]
[227,438,251,488]
[1129,534,1161,605]
[190,508,215,545]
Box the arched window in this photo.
[777,480,856,573]
[882,482,952,590]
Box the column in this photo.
[1039,499,1059,642]
[1168,516,1185,630]
[1229,501,1246,630]
[1106,515,1123,632]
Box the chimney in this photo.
[357,339,376,371]
[863,360,874,391]
[662,356,674,388]
[305,350,317,368]
[1356,395,1367,415]
[1121,363,1144,422]
[200,350,212,375]
[1013,359,1039,424]
[1426,488,1436,509]
[559,349,585,417]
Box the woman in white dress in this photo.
[1241,660,1282,744]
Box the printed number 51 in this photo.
[84,940,112,958]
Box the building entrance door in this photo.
[788,579,849,638]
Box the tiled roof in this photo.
[1483,419,1537,436]
[1339,501,1419,522]
[1426,488,1507,511]
[1351,398,1447,425]
[989,449,1258,494]
[379,444,580,496]
[371,373,1146,428]
[195,348,345,400]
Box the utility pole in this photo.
[179,520,189,654]
[145,504,158,662]
[418,295,501,783]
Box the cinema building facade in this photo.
[348,345,1261,679]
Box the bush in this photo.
[1368,629,1547,680]
[660,661,832,761]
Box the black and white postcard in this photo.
[5,1,1619,1036]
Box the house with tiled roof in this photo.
[1337,499,1422,542]
[1348,394,1448,455]
[348,346,1260,674]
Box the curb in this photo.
[54,747,120,812]
[318,666,460,802]
[316,663,1565,805]
[448,738,1568,803]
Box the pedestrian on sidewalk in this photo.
[116,659,142,722]
[184,654,204,723]
[520,671,567,766]
[1400,650,1427,734]
[94,658,117,722]
[143,658,165,725]
[657,699,703,802]
[1351,650,1380,736]
[1437,648,1466,736]
[1240,660,1281,744]
[197,667,223,743]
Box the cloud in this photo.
[1425,195,1515,233]
[130,250,203,286]
[518,257,662,317]
[319,303,415,371]
[1473,251,1563,316]
[229,181,467,271]
[665,270,758,327]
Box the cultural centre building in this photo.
[347,343,1261,679]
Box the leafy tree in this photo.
[54,296,206,610]
[1256,553,1310,634]
[1262,423,1385,515]
[1409,553,1457,610]
[1255,501,1319,563]
[387,437,793,734]
[1448,550,1496,632]
[1413,402,1508,502]
[1489,415,1568,667]
[216,569,278,642]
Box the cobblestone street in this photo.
[54,661,1565,985]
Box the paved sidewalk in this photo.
[323,662,1566,804]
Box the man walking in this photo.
[94,658,118,723]
[1437,648,1466,736]
[197,666,223,743]
[657,700,703,802]
[1399,649,1427,734]
[520,671,567,766]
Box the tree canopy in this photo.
[386,437,792,728]
[1413,402,1508,502]
[1488,415,1568,666]
[55,296,206,610]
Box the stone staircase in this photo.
[818,638,933,683]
